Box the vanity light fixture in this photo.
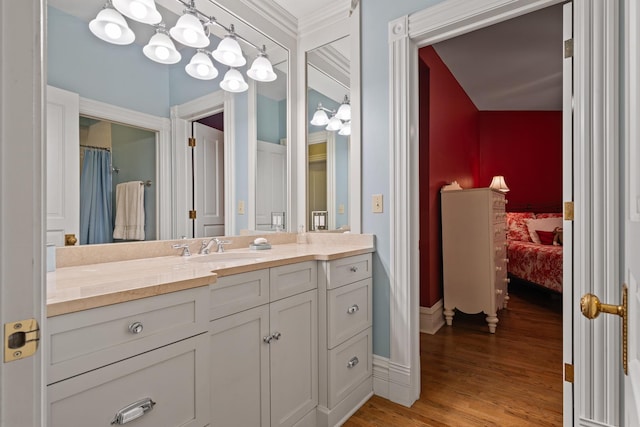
[310,103,331,126]
[89,2,135,45]
[143,24,181,64]
[326,115,343,132]
[220,68,249,93]
[185,50,218,80]
[335,95,351,121]
[310,97,351,135]
[338,120,351,136]
[89,0,278,92]
[112,0,162,25]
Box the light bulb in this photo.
[182,28,198,44]
[129,1,147,19]
[196,63,209,76]
[228,79,240,91]
[104,22,122,39]
[155,46,169,60]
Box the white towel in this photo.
[113,181,145,241]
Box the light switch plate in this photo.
[372,194,383,213]
[338,204,345,214]
[238,200,245,215]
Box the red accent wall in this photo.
[418,46,479,307]
[478,111,562,212]
[418,47,562,309]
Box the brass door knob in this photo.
[580,287,628,374]
[65,234,77,246]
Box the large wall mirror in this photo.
[46,0,291,245]
[298,4,360,233]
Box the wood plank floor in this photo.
[344,284,563,427]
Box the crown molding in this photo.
[298,1,350,38]
[238,0,298,40]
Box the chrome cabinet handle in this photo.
[111,398,156,425]
[271,331,281,341]
[263,335,273,344]
[128,322,143,334]
[347,304,360,315]
[349,266,358,272]
[347,356,359,369]
[263,332,282,344]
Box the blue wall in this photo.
[257,95,286,143]
[362,0,445,357]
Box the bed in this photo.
[506,212,563,293]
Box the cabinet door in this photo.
[270,290,318,427]
[209,305,270,427]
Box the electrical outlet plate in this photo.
[372,194,383,213]
[238,200,245,215]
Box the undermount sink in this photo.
[188,252,263,263]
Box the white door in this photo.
[193,122,224,237]
[624,0,640,422]
[0,1,45,424]
[256,140,286,230]
[46,86,79,247]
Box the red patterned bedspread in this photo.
[507,241,563,293]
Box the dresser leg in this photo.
[485,314,498,333]
[444,308,455,326]
[503,293,510,309]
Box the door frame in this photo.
[387,2,620,425]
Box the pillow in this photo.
[536,213,563,219]
[526,217,563,244]
[506,212,536,241]
[536,230,555,245]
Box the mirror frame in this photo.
[298,3,361,233]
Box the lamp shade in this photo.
[220,68,248,93]
[89,7,135,45]
[143,30,181,64]
[310,107,329,126]
[169,12,210,48]
[247,55,277,82]
[113,0,162,24]
[325,116,342,132]
[338,120,351,136]
[185,51,218,80]
[335,96,351,121]
[212,35,246,67]
[489,175,510,192]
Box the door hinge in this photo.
[188,137,196,147]
[564,201,574,221]
[564,38,573,58]
[4,318,40,362]
[564,363,574,383]
[189,210,197,220]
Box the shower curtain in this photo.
[80,148,113,244]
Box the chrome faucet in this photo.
[198,238,217,255]
[171,243,191,257]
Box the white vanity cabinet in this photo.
[317,254,373,426]
[209,261,318,427]
[47,286,210,427]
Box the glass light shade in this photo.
[338,120,351,136]
[310,108,330,126]
[247,55,277,82]
[185,51,218,80]
[212,35,246,67]
[169,12,209,48]
[489,175,510,192]
[143,31,181,64]
[89,7,135,45]
[112,0,162,24]
[326,116,342,132]
[220,68,248,93]
[335,101,351,121]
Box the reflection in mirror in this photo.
[79,117,156,244]
[46,0,289,242]
[306,36,350,232]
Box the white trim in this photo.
[170,91,233,237]
[420,301,445,335]
[298,1,350,39]
[627,0,640,222]
[372,355,390,400]
[248,80,257,232]
[79,97,172,240]
[327,131,336,231]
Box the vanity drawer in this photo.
[327,278,372,348]
[48,334,208,427]
[327,328,372,408]
[210,269,270,320]
[47,286,208,384]
[326,254,372,289]
[270,261,317,301]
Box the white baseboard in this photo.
[420,299,445,335]
[372,355,417,407]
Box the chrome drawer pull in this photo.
[347,304,360,315]
[263,332,282,344]
[349,266,358,272]
[271,331,281,341]
[111,397,156,425]
[128,322,143,335]
[347,356,359,369]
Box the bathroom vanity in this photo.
[45,233,374,427]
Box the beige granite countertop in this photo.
[47,234,374,317]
